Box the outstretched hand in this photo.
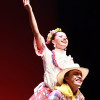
[23,0,31,9]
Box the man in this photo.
[48,64,89,100]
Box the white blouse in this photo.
[34,36,74,90]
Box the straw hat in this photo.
[57,63,89,85]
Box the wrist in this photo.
[25,4,32,12]
[28,4,32,10]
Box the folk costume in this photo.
[29,35,74,100]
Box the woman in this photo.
[23,0,84,99]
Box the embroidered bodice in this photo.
[52,49,74,70]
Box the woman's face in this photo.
[52,32,68,50]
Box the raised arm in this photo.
[23,0,43,50]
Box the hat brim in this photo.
[57,67,89,85]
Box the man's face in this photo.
[65,70,83,88]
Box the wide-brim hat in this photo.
[57,64,89,85]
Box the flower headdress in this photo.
[46,28,62,44]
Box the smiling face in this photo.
[52,32,68,50]
[65,70,83,88]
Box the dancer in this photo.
[48,64,89,100]
[23,0,85,99]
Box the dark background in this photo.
[0,0,99,100]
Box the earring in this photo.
[54,44,56,48]
[64,48,67,51]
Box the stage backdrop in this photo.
[0,0,99,100]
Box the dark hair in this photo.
[63,71,70,83]
[46,33,57,50]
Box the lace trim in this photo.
[52,50,62,70]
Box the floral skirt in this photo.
[29,83,52,100]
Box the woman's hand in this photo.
[23,0,31,10]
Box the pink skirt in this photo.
[29,85,52,100]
